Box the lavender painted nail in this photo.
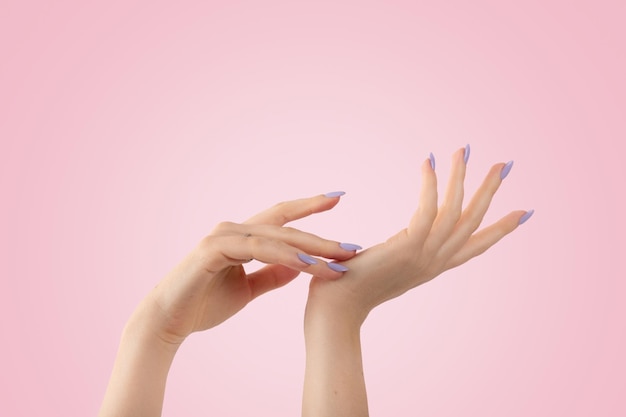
[324,191,346,198]
[340,243,362,251]
[327,262,349,272]
[429,152,436,170]
[464,144,471,164]
[500,160,514,180]
[518,209,535,225]
[297,253,318,265]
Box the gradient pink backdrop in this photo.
[1,1,624,415]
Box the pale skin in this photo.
[302,147,531,416]
[99,147,532,417]
[99,194,359,417]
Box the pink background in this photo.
[1,1,625,415]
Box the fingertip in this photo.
[327,262,349,273]
[422,157,434,174]
[324,191,346,198]
[339,242,362,251]
[314,263,345,281]
[500,160,514,180]
[518,209,534,225]
[307,193,342,214]
[297,253,318,265]
[454,146,466,160]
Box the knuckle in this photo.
[438,204,462,225]
[247,236,264,251]
[271,212,290,225]
[396,246,416,265]
[212,221,235,234]
[196,236,224,267]
[466,212,483,231]
[199,234,218,248]
[273,201,289,211]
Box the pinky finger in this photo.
[442,210,532,270]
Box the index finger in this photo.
[243,192,345,226]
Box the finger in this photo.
[200,235,348,280]
[437,161,511,257]
[423,147,467,250]
[243,193,344,226]
[442,210,528,270]
[407,157,438,248]
[246,264,301,300]
[211,222,361,261]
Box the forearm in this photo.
[302,303,369,417]
[99,303,181,417]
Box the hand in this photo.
[133,194,359,346]
[306,147,533,324]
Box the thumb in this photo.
[247,264,301,300]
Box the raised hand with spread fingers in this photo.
[302,146,534,417]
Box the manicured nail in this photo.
[429,152,436,170]
[324,191,346,198]
[297,253,318,265]
[327,262,349,272]
[464,144,471,164]
[500,160,514,180]
[518,209,534,225]
[340,242,362,251]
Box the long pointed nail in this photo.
[328,262,349,272]
[429,152,436,170]
[340,243,362,251]
[324,191,346,198]
[500,160,514,180]
[297,253,318,265]
[518,209,535,225]
[464,144,471,164]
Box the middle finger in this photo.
[211,221,361,262]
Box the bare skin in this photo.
[302,147,532,416]
[99,194,358,417]
[99,147,532,417]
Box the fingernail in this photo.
[328,262,349,272]
[324,191,346,198]
[500,160,514,180]
[297,253,318,265]
[339,243,362,251]
[518,209,534,225]
[429,152,436,170]
[464,144,471,164]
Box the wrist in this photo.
[302,289,370,417]
[99,299,181,417]
[304,279,370,332]
[304,297,368,337]
[125,297,185,354]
